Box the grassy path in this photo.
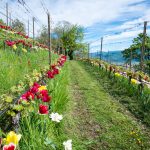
[64,61,150,150]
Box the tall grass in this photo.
[0,49,57,94]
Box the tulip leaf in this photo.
[28,105,34,112]
[5,96,13,103]
[7,110,16,117]
[21,100,30,106]
[44,138,56,149]
[13,105,24,111]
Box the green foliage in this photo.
[11,19,25,33]
[122,46,139,63]
[5,96,13,103]
[54,21,85,59]
[36,25,48,45]
[0,19,5,25]
[122,33,150,73]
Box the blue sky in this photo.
[0,0,150,52]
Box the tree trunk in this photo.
[68,50,73,60]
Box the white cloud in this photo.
[90,28,150,52]
[48,0,146,27]
[105,29,143,41]
[0,0,147,27]
[106,6,150,32]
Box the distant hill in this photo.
[90,51,139,65]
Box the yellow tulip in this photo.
[38,86,47,91]
[22,48,27,53]
[131,78,137,84]
[10,31,15,34]
[12,45,17,50]
[115,73,121,77]
[4,131,21,145]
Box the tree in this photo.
[11,19,25,33]
[36,26,48,45]
[0,19,5,25]
[54,21,85,60]
[122,33,150,73]
[122,46,138,69]
[133,33,150,61]
[36,25,59,51]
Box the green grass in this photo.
[84,61,150,127]
[0,49,54,94]
[63,61,150,150]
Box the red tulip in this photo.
[3,143,16,150]
[47,71,54,79]
[5,41,16,47]
[52,68,59,75]
[37,90,51,102]
[40,90,48,95]
[30,82,40,94]
[39,104,49,114]
[42,95,51,102]
[21,91,34,101]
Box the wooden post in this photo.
[107,50,109,62]
[48,13,51,67]
[109,53,111,64]
[6,3,8,26]
[140,21,147,71]
[33,17,35,46]
[100,37,103,60]
[130,49,132,70]
[4,41,6,50]
[28,19,29,37]
[9,12,11,26]
[88,43,90,59]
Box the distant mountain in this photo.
[90,50,139,65]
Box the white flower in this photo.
[63,140,72,150]
[49,112,63,122]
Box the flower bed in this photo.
[0,55,73,150]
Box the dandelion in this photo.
[50,112,63,122]
[130,131,135,135]
[63,140,72,150]
[3,131,21,145]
